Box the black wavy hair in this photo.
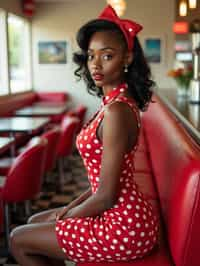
[73,19,155,111]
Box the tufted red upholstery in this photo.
[77,94,200,266]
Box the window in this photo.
[7,14,32,93]
[0,9,9,95]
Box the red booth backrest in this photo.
[0,92,36,116]
[142,95,200,266]
[36,92,68,102]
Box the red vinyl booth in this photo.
[77,94,200,266]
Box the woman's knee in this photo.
[28,207,62,224]
[10,225,26,252]
[27,213,41,224]
[27,209,52,224]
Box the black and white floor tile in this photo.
[0,151,89,266]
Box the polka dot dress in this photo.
[56,83,158,263]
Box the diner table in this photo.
[0,117,50,156]
[0,117,50,134]
[15,103,68,117]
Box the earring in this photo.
[124,64,128,73]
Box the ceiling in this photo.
[35,0,80,2]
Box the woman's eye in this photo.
[88,54,94,61]
[103,54,113,60]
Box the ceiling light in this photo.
[189,0,197,9]
[107,0,126,17]
[179,1,187,16]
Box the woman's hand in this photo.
[45,211,58,222]
[44,206,69,222]
[56,206,70,220]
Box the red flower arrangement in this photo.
[167,65,193,89]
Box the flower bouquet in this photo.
[167,65,193,96]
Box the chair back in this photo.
[2,137,47,203]
[41,127,60,172]
[56,116,79,157]
[67,105,87,133]
[75,105,87,133]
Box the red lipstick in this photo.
[92,73,104,81]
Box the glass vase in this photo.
[176,85,189,98]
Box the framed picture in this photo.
[38,41,67,64]
[144,38,162,63]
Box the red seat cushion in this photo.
[134,151,152,173]
[77,200,172,266]
[134,172,158,200]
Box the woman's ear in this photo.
[126,51,134,65]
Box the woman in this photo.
[10,5,158,265]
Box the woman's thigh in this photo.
[28,206,65,223]
[10,222,67,260]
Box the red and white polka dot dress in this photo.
[56,83,158,263]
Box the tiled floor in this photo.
[0,151,89,266]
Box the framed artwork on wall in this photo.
[143,38,162,64]
[38,41,67,64]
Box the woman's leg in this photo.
[10,222,67,266]
[28,206,64,224]
[27,207,66,266]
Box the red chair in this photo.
[0,128,60,177]
[67,105,87,133]
[56,115,80,189]
[0,137,47,249]
[41,127,60,173]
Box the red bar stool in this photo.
[56,115,80,190]
[0,136,47,250]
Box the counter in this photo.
[155,88,200,145]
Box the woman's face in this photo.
[87,31,130,89]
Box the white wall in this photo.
[32,0,175,117]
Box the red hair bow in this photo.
[98,5,143,51]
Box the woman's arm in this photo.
[60,102,138,219]
[57,187,92,218]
